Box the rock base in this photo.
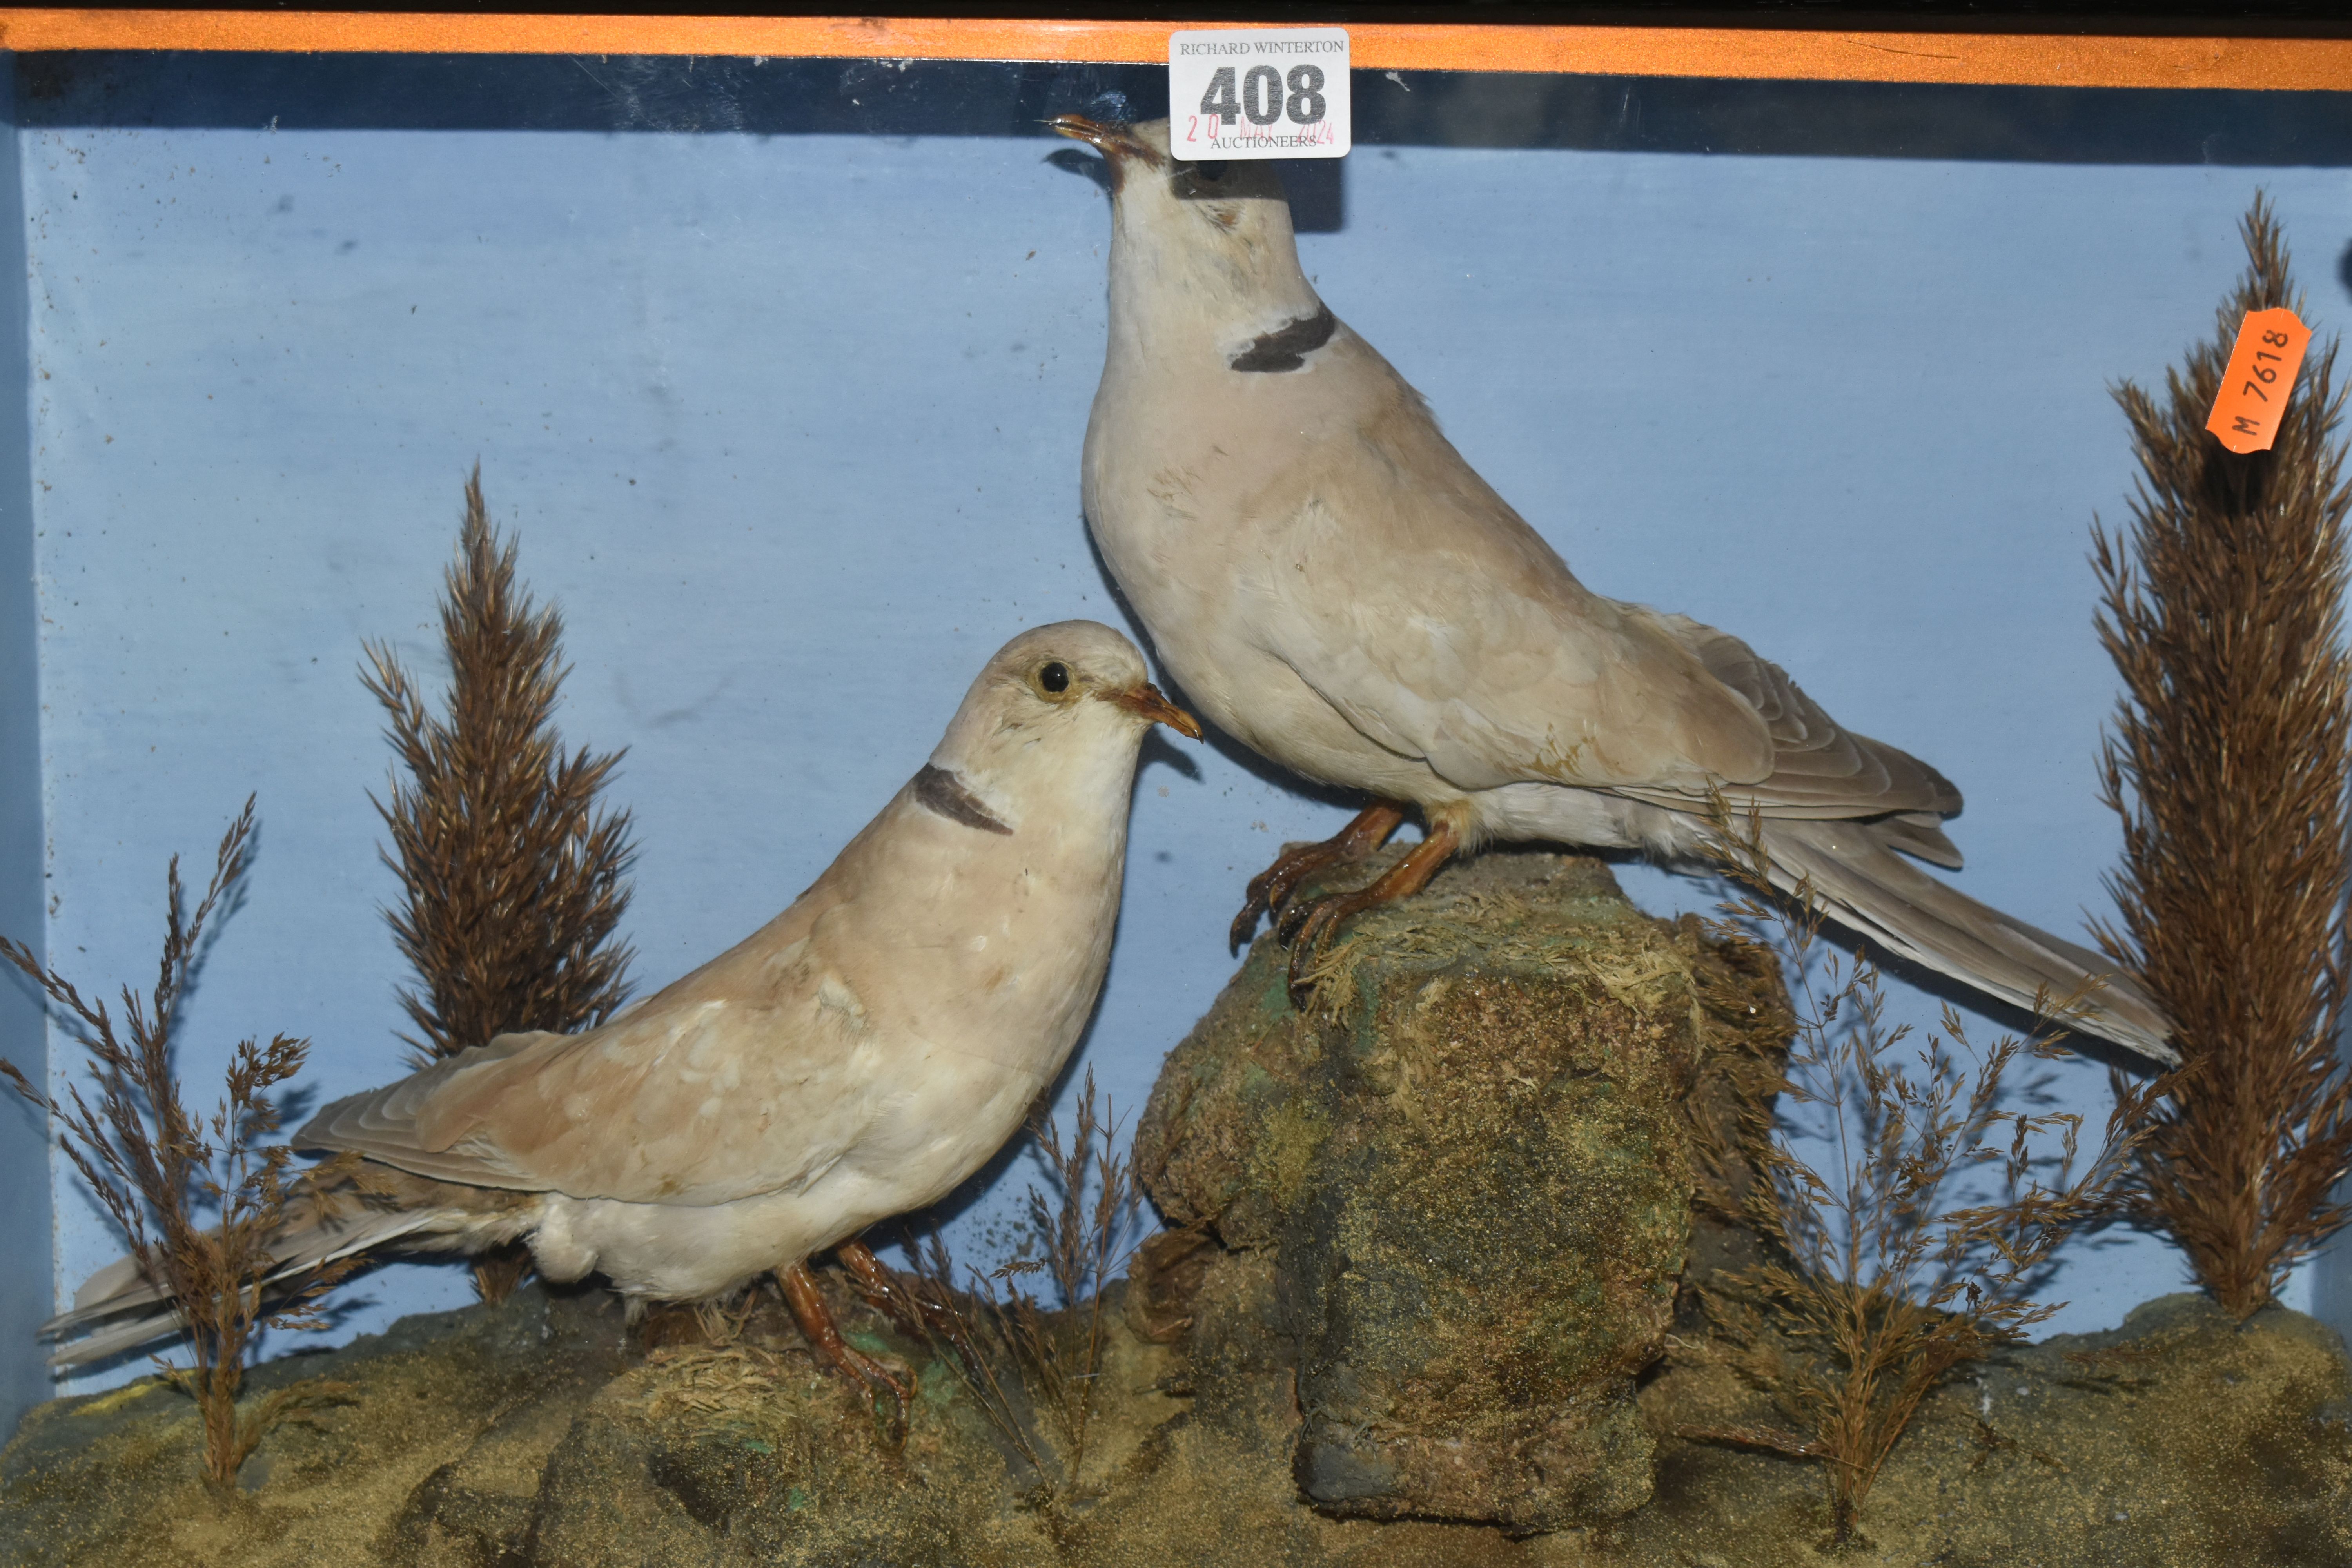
[1136,848,1788,1530]
[5,853,2347,1566]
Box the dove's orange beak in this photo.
[1049,115,1165,181]
[1105,681,1202,740]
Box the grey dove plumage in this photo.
[46,622,1200,1384]
[1050,116,2173,1067]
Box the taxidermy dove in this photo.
[1050,116,2173,1067]
[46,621,1201,1390]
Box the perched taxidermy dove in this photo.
[46,621,1201,1390]
[1049,115,2173,1066]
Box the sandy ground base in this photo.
[1,1272,2345,1568]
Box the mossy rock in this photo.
[1134,848,1788,1530]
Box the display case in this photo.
[1,11,2348,1563]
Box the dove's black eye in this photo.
[1040,661,1071,693]
[1193,161,1229,183]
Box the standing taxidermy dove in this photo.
[47,621,1201,1395]
[1049,116,2174,1066]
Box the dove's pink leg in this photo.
[1230,801,1409,949]
[776,1260,912,1410]
[1279,816,1465,1002]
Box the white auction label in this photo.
[1168,29,1350,160]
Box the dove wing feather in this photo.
[1238,354,1962,833]
[1613,617,1968,835]
[302,873,881,1207]
[1249,373,1777,795]
[298,1030,551,1187]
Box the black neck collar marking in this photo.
[1230,303,1337,374]
[913,764,1014,835]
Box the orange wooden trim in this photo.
[0,13,2344,92]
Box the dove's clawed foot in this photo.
[1280,817,1464,1005]
[776,1259,913,1420]
[1230,801,1410,950]
[837,1237,960,1340]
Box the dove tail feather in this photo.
[42,1170,540,1369]
[1754,818,2178,1067]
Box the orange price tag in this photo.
[2206,307,2312,454]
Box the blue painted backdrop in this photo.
[9,56,2352,1409]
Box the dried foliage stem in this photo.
[365,467,638,1301]
[903,1069,1137,1509]
[0,800,359,1488]
[2092,195,2352,1320]
[1688,804,2143,1547]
